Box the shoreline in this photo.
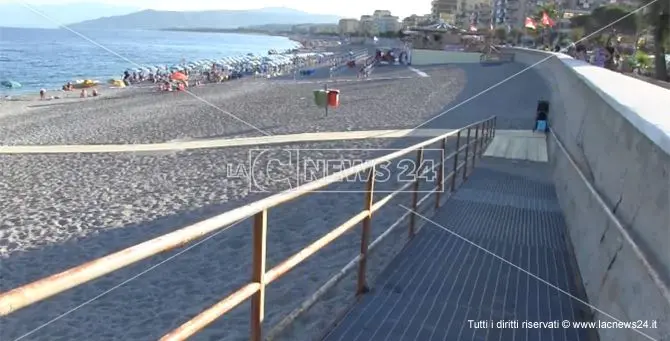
[1,30,312,96]
[1,43,362,117]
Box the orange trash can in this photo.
[327,89,340,107]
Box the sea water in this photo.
[0,27,298,93]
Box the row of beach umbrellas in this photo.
[125,52,337,75]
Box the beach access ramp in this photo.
[321,156,592,341]
[0,114,662,341]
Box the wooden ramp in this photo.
[483,130,548,162]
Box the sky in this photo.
[0,0,433,18]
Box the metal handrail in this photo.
[0,116,497,341]
[329,50,369,78]
[549,129,670,306]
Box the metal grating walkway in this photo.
[323,157,592,341]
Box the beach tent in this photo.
[170,71,188,81]
[71,79,98,89]
[1,80,21,89]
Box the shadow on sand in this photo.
[0,161,426,341]
[0,62,555,341]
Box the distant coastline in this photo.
[160,27,290,37]
[158,27,339,46]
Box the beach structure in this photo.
[401,19,513,65]
[0,47,668,341]
[402,21,484,65]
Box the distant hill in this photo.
[0,3,140,28]
[69,7,341,30]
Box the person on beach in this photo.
[123,70,131,86]
[574,43,588,62]
[39,88,46,100]
[592,45,608,68]
[80,89,87,98]
[604,45,618,71]
[92,89,98,97]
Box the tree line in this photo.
[491,2,667,80]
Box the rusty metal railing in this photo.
[0,116,497,341]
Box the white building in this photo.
[373,10,392,18]
[338,19,360,35]
[402,14,433,29]
[359,10,401,34]
[377,15,402,33]
[360,15,379,36]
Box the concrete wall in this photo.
[410,49,481,65]
[502,48,670,341]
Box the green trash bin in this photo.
[313,90,327,108]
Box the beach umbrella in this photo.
[170,71,188,81]
[1,80,21,88]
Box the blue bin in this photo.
[536,120,547,132]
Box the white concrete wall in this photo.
[410,49,482,65]
[502,47,670,341]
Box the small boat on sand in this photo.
[71,79,99,89]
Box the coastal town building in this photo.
[373,10,392,17]
[359,15,379,36]
[338,19,360,35]
[491,0,533,29]
[401,14,433,29]
[431,0,460,24]
[358,10,401,35]
[455,0,492,30]
[566,0,636,10]
[376,15,402,33]
[492,0,507,28]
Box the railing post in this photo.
[409,147,424,238]
[489,118,495,145]
[463,128,471,181]
[435,137,447,209]
[451,130,461,192]
[490,119,494,143]
[488,119,493,146]
[493,117,497,138]
[472,124,480,169]
[250,210,268,341]
[357,167,375,295]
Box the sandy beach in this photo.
[0,56,550,341]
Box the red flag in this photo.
[541,12,555,27]
[524,17,536,29]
